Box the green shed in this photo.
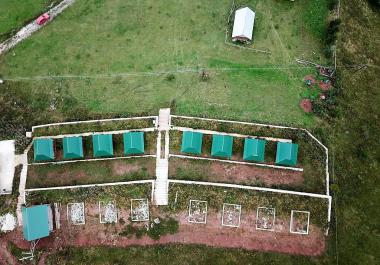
[63,136,84,159]
[123,132,145,155]
[275,142,299,166]
[243,138,266,162]
[211,134,233,159]
[22,205,50,241]
[33,138,54,162]
[181,131,203,155]
[92,134,114,157]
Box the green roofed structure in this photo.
[63,136,84,159]
[92,134,114,158]
[22,205,50,241]
[243,138,266,162]
[123,132,145,155]
[211,134,233,159]
[33,138,54,162]
[181,131,203,155]
[275,142,299,166]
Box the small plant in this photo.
[165,74,175,81]
[199,70,210,82]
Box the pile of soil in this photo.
[300,99,313,113]
[319,80,333,91]
[303,75,316,86]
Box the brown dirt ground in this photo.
[300,99,313,113]
[3,203,325,264]
[170,159,304,187]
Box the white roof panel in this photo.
[232,7,255,40]
[0,140,15,194]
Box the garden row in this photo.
[30,131,157,163]
[32,117,156,137]
[173,130,299,167]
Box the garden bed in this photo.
[26,158,155,188]
[170,117,327,194]
[32,118,155,137]
[168,157,314,193]
[28,131,157,163]
[25,183,152,207]
[167,183,329,229]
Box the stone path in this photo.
[0,0,76,55]
[154,109,170,205]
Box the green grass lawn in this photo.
[0,0,59,41]
[0,0,331,127]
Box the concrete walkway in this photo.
[0,0,75,55]
[154,109,170,205]
[15,153,28,226]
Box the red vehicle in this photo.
[36,13,50,25]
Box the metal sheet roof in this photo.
[123,132,145,155]
[0,140,15,194]
[232,7,255,40]
[181,131,203,155]
[211,135,233,159]
[22,205,50,241]
[243,138,266,162]
[63,136,84,159]
[33,138,54,162]
[92,134,114,158]
[275,142,299,166]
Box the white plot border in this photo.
[256,207,276,231]
[221,203,242,228]
[188,200,208,224]
[98,201,118,224]
[67,202,85,225]
[290,210,310,235]
[130,198,150,222]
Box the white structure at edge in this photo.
[232,7,255,42]
[0,140,15,194]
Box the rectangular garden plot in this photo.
[256,207,276,231]
[221,203,241,227]
[188,200,208,224]
[290,210,310,235]
[99,201,118,224]
[130,199,149,222]
[67,202,85,225]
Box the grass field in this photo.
[0,0,332,127]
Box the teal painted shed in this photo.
[33,138,54,162]
[92,134,114,157]
[123,132,145,155]
[181,131,203,155]
[275,142,299,166]
[243,138,266,162]
[211,134,233,159]
[63,136,84,159]
[22,205,50,241]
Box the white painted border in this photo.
[67,202,85,225]
[32,116,158,131]
[29,154,156,166]
[169,154,303,172]
[32,127,156,139]
[130,198,150,222]
[256,207,276,231]
[188,199,208,224]
[290,210,310,235]
[99,201,118,224]
[221,203,241,228]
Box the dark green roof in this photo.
[63,136,84,159]
[211,134,233,159]
[181,131,203,155]
[33,138,54,162]
[123,132,145,155]
[243,138,266,162]
[275,142,299,166]
[22,205,50,241]
[92,134,114,157]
